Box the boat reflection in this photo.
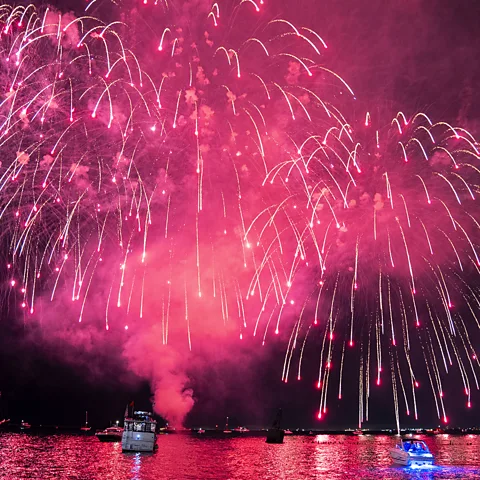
[130,452,142,480]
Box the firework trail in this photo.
[248,108,480,427]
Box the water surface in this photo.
[0,432,479,479]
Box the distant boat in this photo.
[223,417,233,434]
[233,426,249,433]
[353,429,363,436]
[96,426,123,442]
[20,420,31,430]
[197,428,205,434]
[0,392,10,428]
[266,409,285,444]
[390,438,434,466]
[159,424,176,434]
[284,429,293,435]
[80,411,91,432]
[122,410,157,452]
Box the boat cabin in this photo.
[401,439,430,453]
[390,438,434,466]
[124,411,156,433]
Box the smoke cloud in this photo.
[124,332,194,427]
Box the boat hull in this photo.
[122,431,156,452]
[266,428,284,444]
[390,449,410,466]
[390,448,434,466]
[97,434,122,442]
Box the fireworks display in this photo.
[1,0,479,428]
[0,3,157,323]
[257,113,480,429]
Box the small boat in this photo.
[233,426,249,433]
[159,424,176,434]
[122,410,157,452]
[223,416,233,434]
[196,428,205,434]
[0,393,10,429]
[20,420,31,430]
[284,429,293,435]
[96,426,124,442]
[266,409,284,444]
[390,438,434,466]
[80,411,91,432]
[353,429,363,436]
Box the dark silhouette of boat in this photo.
[96,426,123,442]
[0,392,10,428]
[266,409,285,444]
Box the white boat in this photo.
[284,429,293,435]
[196,428,205,434]
[20,420,31,430]
[233,426,249,432]
[96,426,124,442]
[158,424,176,434]
[390,438,434,466]
[122,410,157,452]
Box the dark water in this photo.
[1,433,479,479]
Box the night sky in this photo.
[1,0,480,431]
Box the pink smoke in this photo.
[124,332,194,427]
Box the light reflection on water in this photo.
[0,433,479,479]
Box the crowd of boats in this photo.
[2,406,473,465]
[117,412,438,466]
[105,410,437,466]
[116,407,438,465]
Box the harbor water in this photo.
[0,432,479,479]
